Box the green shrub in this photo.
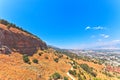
[68,70,73,74]
[32,59,38,64]
[51,72,61,79]
[28,62,31,64]
[0,19,9,25]
[78,73,83,80]
[64,76,68,80]
[73,65,77,69]
[80,64,91,72]
[38,52,43,56]
[23,54,30,63]
[39,53,42,56]
[117,76,120,79]
[68,70,77,76]
[58,54,63,58]
[80,64,97,77]
[103,71,113,77]
[91,72,97,77]
[54,58,59,63]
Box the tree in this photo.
[78,73,83,80]
[23,54,30,63]
[91,72,97,77]
[64,76,68,80]
[73,65,77,69]
[80,64,91,72]
[0,19,9,25]
[80,64,97,77]
[38,52,43,56]
[68,70,77,76]
[32,59,38,64]
[54,58,59,63]
[51,72,61,79]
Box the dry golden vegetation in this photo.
[0,48,119,80]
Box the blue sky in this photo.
[0,0,120,49]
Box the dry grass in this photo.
[0,47,118,80]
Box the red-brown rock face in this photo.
[0,24,47,55]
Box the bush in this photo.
[51,72,61,79]
[103,71,113,77]
[80,64,91,72]
[117,76,120,79]
[58,54,63,58]
[23,54,30,63]
[73,65,77,69]
[38,52,43,56]
[80,64,97,77]
[45,56,48,59]
[28,62,31,64]
[68,70,77,76]
[78,73,83,80]
[68,70,73,74]
[64,76,68,80]
[66,57,69,59]
[32,59,38,64]
[39,53,42,56]
[54,58,59,63]
[91,72,97,77]
[0,19,9,25]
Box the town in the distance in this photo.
[68,49,120,73]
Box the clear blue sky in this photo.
[0,0,120,49]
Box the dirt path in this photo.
[67,72,75,80]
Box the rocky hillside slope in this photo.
[0,48,119,80]
[0,19,47,55]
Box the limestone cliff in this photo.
[0,23,47,55]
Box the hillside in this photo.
[0,19,47,55]
[0,48,119,80]
[0,19,119,80]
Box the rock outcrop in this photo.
[0,24,47,55]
